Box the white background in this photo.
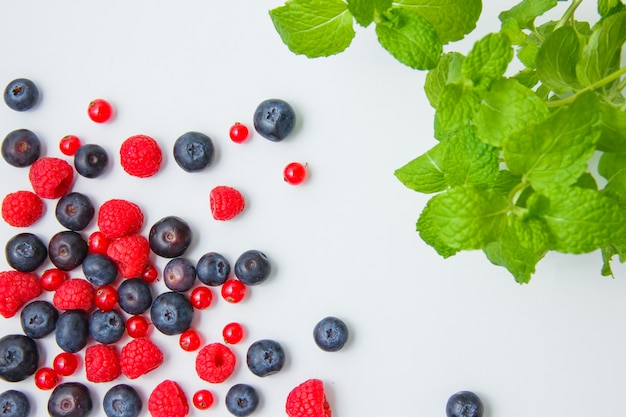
[0,1,625,416]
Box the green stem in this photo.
[508,180,529,208]
[554,0,583,30]
[546,65,626,107]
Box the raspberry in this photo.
[28,157,74,199]
[148,380,189,417]
[52,278,95,311]
[1,190,44,227]
[106,234,150,278]
[120,338,164,379]
[97,199,144,239]
[0,270,41,318]
[209,186,245,221]
[120,134,162,178]
[286,379,332,417]
[195,342,236,383]
[85,344,121,383]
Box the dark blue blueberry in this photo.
[0,335,39,382]
[20,300,59,339]
[446,391,484,417]
[148,216,193,258]
[82,254,118,286]
[150,291,193,335]
[103,384,142,417]
[0,389,30,417]
[4,78,39,112]
[55,192,95,231]
[234,250,271,286]
[48,231,89,271]
[246,339,285,377]
[1,129,41,167]
[313,316,349,352]
[253,98,296,142]
[225,384,259,417]
[55,310,89,353]
[5,232,47,272]
[117,278,152,315]
[89,309,125,345]
[196,252,230,286]
[74,144,108,178]
[47,382,92,417]
[173,131,215,172]
[163,257,196,292]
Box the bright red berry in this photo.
[106,234,151,278]
[120,338,164,380]
[53,352,78,376]
[284,162,308,185]
[229,122,249,143]
[35,367,60,390]
[119,134,162,178]
[286,379,332,417]
[52,278,95,312]
[193,389,214,410]
[148,380,189,417]
[85,344,121,383]
[87,98,113,123]
[141,264,158,283]
[195,343,236,383]
[126,315,150,338]
[189,287,212,309]
[179,329,201,352]
[88,231,110,255]
[221,279,246,303]
[222,322,244,344]
[40,268,68,292]
[0,270,41,318]
[28,157,74,199]
[97,199,144,240]
[95,285,118,311]
[1,190,44,227]
[209,185,245,221]
[59,135,82,156]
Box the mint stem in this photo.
[554,0,583,30]
[546,65,626,107]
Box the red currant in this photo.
[95,285,118,311]
[88,231,110,255]
[193,389,215,410]
[59,135,82,156]
[229,122,249,143]
[283,162,307,185]
[53,352,78,377]
[222,322,244,344]
[141,264,159,283]
[126,315,150,338]
[87,98,113,123]
[190,287,213,309]
[221,279,247,303]
[35,367,60,390]
[40,268,68,291]
[179,329,202,352]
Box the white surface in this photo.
[0,1,624,416]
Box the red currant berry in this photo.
[141,264,158,283]
[95,285,118,311]
[222,322,244,344]
[221,279,247,303]
[35,367,60,390]
[190,287,213,309]
[284,162,307,185]
[40,268,68,292]
[59,135,82,156]
[229,122,249,143]
[87,98,113,123]
[88,231,110,255]
[193,389,215,410]
[126,315,150,338]
[179,329,202,352]
[53,352,78,377]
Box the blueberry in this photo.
[103,384,142,417]
[246,339,285,377]
[55,310,89,353]
[48,231,89,271]
[148,216,193,258]
[20,300,59,339]
[150,291,194,335]
[74,144,108,178]
[253,98,296,142]
[313,316,349,352]
[47,382,92,417]
[0,390,30,417]
[1,129,41,167]
[163,257,196,292]
[234,250,271,286]
[0,335,39,382]
[196,252,231,286]
[225,384,259,417]
[4,78,39,112]
[5,232,47,272]
[446,391,484,417]
[89,309,125,345]
[55,192,95,231]
[82,254,118,286]
[117,278,152,315]
[173,131,215,172]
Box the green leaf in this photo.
[475,78,550,147]
[502,92,601,192]
[424,52,465,108]
[442,128,500,187]
[392,0,482,43]
[597,101,626,153]
[269,0,356,58]
[598,152,626,206]
[348,0,392,27]
[433,84,480,141]
[498,0,558,30]
[394,141,448,194]
[492,170,523,194]
[536,26,583,94]
[511,68,539,88]
[416,201,459,258]
[376,8,443,69]
[500,17,528,45]
[417,186,509,250]
[599,0,625,17]
[462,32,514,86]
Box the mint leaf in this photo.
[424,52,465,108]
[492,170,523,194]
[394,141,447,194]
[348,0,391,27]
[597,102,626,153]
[599,0,625,17]
[417,186,509,250]
[376,8,442,69]
[392,0,482,43]
[475,78,549,147]
[269,0,355,58]
[433,83,480,141]
[598,152,626,206]
[442,128,500,188]
[416,202,459,258]
[461,32,513,86]
[500,17,528,45]
[503,92,601,192]
[512,68,539,88]
[498,0,558,30]
[536,26,583,94]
